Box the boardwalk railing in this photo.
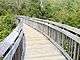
[0,21,24,60]
[0,16,80,60]
[18,16,80,60]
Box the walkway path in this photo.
[23,23,66,60]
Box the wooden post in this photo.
[73,42,77,60]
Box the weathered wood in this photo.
[25,19,80,44]
[18,16,80,60]
[77,45,80,60]
[70,40,74,58]
[31,17,80,36]
[17,16,80,35]
[23,24,66,60]
[3,31,23,60]
[73,42,77,60]
[0,21,24,60]
[0,23,22,57]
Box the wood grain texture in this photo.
[23,24,66,60]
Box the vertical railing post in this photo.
[70,40,74,58]
[12,45,20,60]
[73,42,77,60]
[51,29,54,40]
[61,34,65,48]
[76,44,80,60]
[54,30,57,41]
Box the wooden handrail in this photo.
[17,16,80,35]
[0,22,24,60]
[32,17,80,36]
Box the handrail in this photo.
[17,16,80,60]
[18,16,80,36]
[0,22,24,60]
[32,17,80,36]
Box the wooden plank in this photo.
[23,24,66,60]
[24,20,73,60]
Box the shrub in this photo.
[0,13,15,41]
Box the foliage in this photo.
[18,0,80,28]
[45,0,80,28]
[0,0,17,41]
[0,0,80,41]
[0,13,15,41]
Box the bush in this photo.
[0,0,80,41]
[45,0,80,28]
[0,14,15,41]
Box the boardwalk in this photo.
[0,16,80,60]
[23,24,66,60]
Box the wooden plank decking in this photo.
[23,23,66,60]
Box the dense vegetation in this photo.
[18,0,80,28]
[46,0,80,28]
[0,0,16,41]
[0,14,16,41]
[0,0,80,41]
